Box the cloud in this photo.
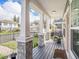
[2,1,21,14]
[0,6,8,20]
[30,11,40,23]
[0,1,21,20]
[0,1,39,23]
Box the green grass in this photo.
[0,54,6,59]
[33,36,38,48]
[0,31,19,35]
[0,36,38,50]
[0,36,38,59]
[0,41,17,50]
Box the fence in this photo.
[0,33,19,43]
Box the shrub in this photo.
[51,32,54,36]
[34,33,38,37]
[33,35,38,48]
[34,43,38,48]
[12,28,20,32]
[0,54,6,59]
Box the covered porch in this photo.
[17,0,76,59]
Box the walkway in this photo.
[33,40,64,59]
[0,46,13,56]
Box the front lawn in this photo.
[0,34,38,50]
[0,41,16,59]
[0,35,38,59]
[0,41,17,50]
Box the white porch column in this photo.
[17,0,32,59]
[46,16,50,40]
[38,12,44,47]
[64,7,70,50]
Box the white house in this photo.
[0,20,18,31]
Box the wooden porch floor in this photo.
[33,40,64,59]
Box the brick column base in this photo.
[17,37,33,59]
[26,40,32,59]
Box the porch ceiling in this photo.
[37,0,67,18]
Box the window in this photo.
[71,30,79,58]
[71,0,79,27]
[71,0,79,58]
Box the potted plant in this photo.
[57,36,61,44]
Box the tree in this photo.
[13,15,20,32]
[13,15,20,27]
[13,15,19,23]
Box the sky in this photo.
[0,0,39,23]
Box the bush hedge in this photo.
[0,54,6,59]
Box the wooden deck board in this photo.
[48,42,55,59]
[44,43,53,59]
[41,43,52,59]
[33,40,64,59]
[33,44,49,59]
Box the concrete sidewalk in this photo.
[0,46,13,56]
